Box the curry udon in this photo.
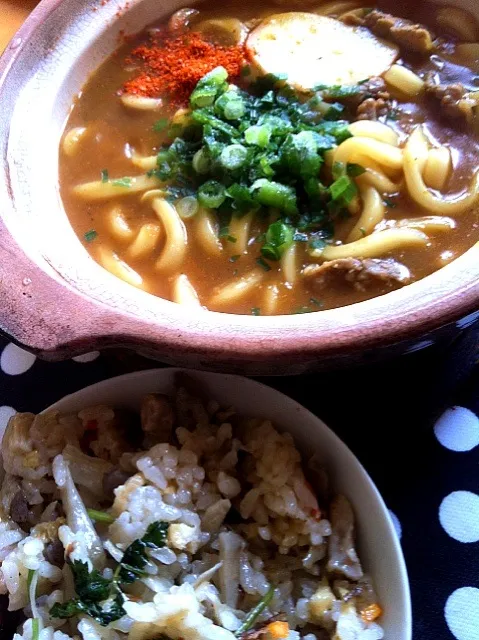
[60,0,479,315]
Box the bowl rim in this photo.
[0,0,478,367]
[42,366,413,639]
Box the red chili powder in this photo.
[122,31,246,106]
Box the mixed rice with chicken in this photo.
[0,378,384,640]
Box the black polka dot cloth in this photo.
[0,325,478,639]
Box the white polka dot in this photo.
[72,351,100,363]
[439,491,479,543]
[388,510,402,539]
[0,343,36,375]
[0,406,16,441]
[445,587,479,640]
[434,407,479,452]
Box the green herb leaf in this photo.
[70,561,111,603]
[251,307,261,316]
[84,230,98,243]
[101,169,109,183]
[229,254,241,262]
[51,522,169,627]
[111,177,132,188]
[309,297,323,307]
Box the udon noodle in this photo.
[60,0,479,315]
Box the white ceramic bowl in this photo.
[44,368,412,639]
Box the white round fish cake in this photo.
[246,12,399,90]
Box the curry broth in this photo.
[59,0,479,315]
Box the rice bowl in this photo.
[0,369,411,639]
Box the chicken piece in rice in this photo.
[0,386,384,640]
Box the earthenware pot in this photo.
[0,0,477,374]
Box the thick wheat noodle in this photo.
[209,269,264,306]
[315,0,362,16]
[97,246,144,288]
[127,223,162,259]
[151,198,187,272]
[333,137,403,171]
[131,151,157,171]
[194,209,223,256]
[357,169,402,194]
[173,274,201,306]
[404,127,479,215]
[423,147,452,191]
[382,216,456,232]
[120,94,163,110]
[73,175,163,200]
[348,121,399,146]
[347,185,384,242]
[197,18,248,45]
[281,243,297,284]
[384,64,424,97]
[62,127,87,157]
[108,207,135,241]
[229,212,254,254]
[436,7,479,42]
[263,284,280,315]
[311,228,429,260]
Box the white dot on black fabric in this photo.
[0,343,36,376]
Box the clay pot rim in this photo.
[0,0,477,366]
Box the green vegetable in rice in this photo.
[234,585,275,636]
[50,521,169,626]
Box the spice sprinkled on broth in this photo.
[60,0,479,315]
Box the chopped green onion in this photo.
[346,163,366,177]
[153,118,169,132]
[100,169,109,183]
[256,256,272,272]
[177,196,199,220]
[310,297,323,307]
[244,124,272,148]
[84,230,98,243]
[332,161,345,180]
[261,221,294,261]
[251,307,261,316]
[198,180,226,209]
[220,144,248,170]
[87,509,115,524]
[251,179,298,215]
[27,569,36,589]
[330,175,357,204]
[32,618,40,640]
[190,66,228,108]
[111,177,132,188]
[215,91,246,120]
[229,255,241,262]
[192,148,211,175]
[234,586,275,636]
[293,306,314,314]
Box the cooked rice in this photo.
[0,382,384,640]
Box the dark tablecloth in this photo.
[0,327,478,640]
